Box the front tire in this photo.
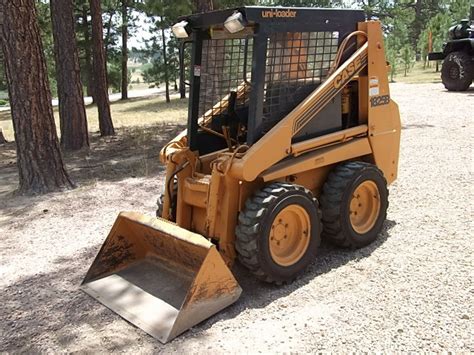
[235,182,321,284]
[441,51,473,92]
[320,162,388,249]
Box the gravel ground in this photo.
[0,83,473,352]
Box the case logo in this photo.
[261,9,297,18]
[334,55,364,89]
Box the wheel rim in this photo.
[269,204,311,267]
[349,180,381,234]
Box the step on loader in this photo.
[82,6,401,343]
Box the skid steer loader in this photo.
[82,7,401,343]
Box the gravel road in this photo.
[0,83,473,352]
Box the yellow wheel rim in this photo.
[269,204,311,267]
[349,180,381,234]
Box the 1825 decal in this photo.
[370,95,390,107]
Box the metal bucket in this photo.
[81,212,242,343]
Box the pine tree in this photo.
[50,0,90,151]
[0,0,74,194]
[89,0,115,136]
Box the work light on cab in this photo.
[172,20,190,38]
[224,12,246,33]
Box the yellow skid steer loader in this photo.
[82,6,401,343]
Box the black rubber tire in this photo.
[156,180,177,221]
[441,51,473,92]
[320,161,388,249]
[156,194,166,217]
[235,182,321,284]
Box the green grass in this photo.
[0,94,188,142]
[392,61,442,84]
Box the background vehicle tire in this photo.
[441,51,473,92]
[235,182,321,284]
[320,161,388,249]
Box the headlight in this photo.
[172,20,190,39]
[224,12,246,34]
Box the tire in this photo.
[320,161,388,249]
[235,182,321,284]
[441,51,473,92]
[156,180,177,221]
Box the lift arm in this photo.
[229,40,369,182]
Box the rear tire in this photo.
[320,161,388,249]
[441,51,473,92]
[235,182,321,284]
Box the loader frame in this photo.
[82,7,401,343]
[160,15,400,265]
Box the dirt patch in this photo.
[0,83,473,352]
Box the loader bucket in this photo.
[81,212,242,343]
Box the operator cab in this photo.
[172,7,365,155]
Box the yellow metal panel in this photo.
[82,212,241,343]
[260,138,372,182]
[365,21,401,185]
[229,43,369,182]
[291,124,368,156]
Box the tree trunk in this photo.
[0,128,6,144]
[193,0,213,13]
[82,4,94,101]
[104,9,114,65]
[161,27,170,103]
[121,0,128,100]
[0,0,74,194]
[89,0,115,136]
[51,0,89,151]
[414,0,422,60]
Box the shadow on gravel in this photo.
[0,122,184,215]
[63,123,184,186]
[1,220,396,352]
[443,86,474,96]
[402,124,435,130]
[0,246,160,353]
[191,219,397,335]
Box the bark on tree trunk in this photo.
[0,0,74,194]
[51,0,89,151]
[121,0,128,100]
[104,9,114,66]
[82,4,94,101]
[161,27,170,103]
[414,0,422,61]
[0,128,6,144]
[193,0,213,13]
[89,0,115,136]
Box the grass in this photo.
[0,94,188,142]
[392,61,442,84]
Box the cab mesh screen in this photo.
[198,37,253,122]
[262,31,339,131]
